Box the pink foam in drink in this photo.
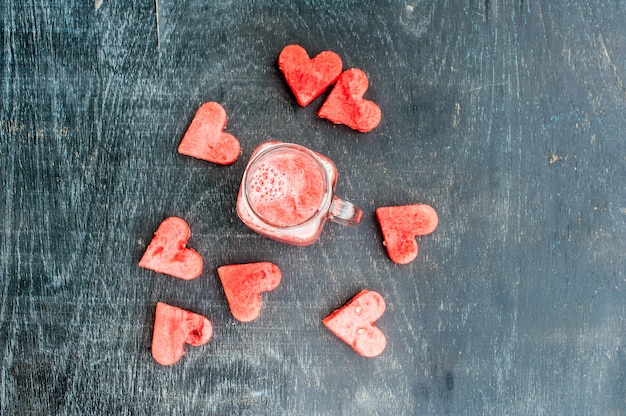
[237,141,362,246]
[246,150,326,228]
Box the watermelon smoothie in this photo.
[237,141,361,245]
[246,147,327,227]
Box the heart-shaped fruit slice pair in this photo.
[152,302,212,366]
[178,101,240,165]
[217,262,282,322]
[376,204,438,265]
[278,45,381,132]
[323,290,386,358]
[139,217,203,280]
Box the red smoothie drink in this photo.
[246,148,327,228]
[237,141,360,246]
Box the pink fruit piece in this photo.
[178,102,240,165]
[318,68,381,132]
[217,262,282,322]
[151,302,212,366]
[278,44,343,107]
[376,204,438,265]
[139,217,203,280]
[322,290,387,358]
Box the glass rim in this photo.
[241,142,334,230]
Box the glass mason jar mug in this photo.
[236,141,362,246]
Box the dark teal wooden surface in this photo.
[1,1,625,414]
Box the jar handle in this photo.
[328,196,362,226]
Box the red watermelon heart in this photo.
[217,262,282,322]
[278,44,343,107]
[138,217,203,280]
[178,102,240,165]
[323,290,386,358]
[151,302,212,366]
[318,68,381,132]
[376,204,438,265]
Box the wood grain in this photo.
[2,0,625,414]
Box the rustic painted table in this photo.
[2,1,625,414]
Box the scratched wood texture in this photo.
[1,0,625,414]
